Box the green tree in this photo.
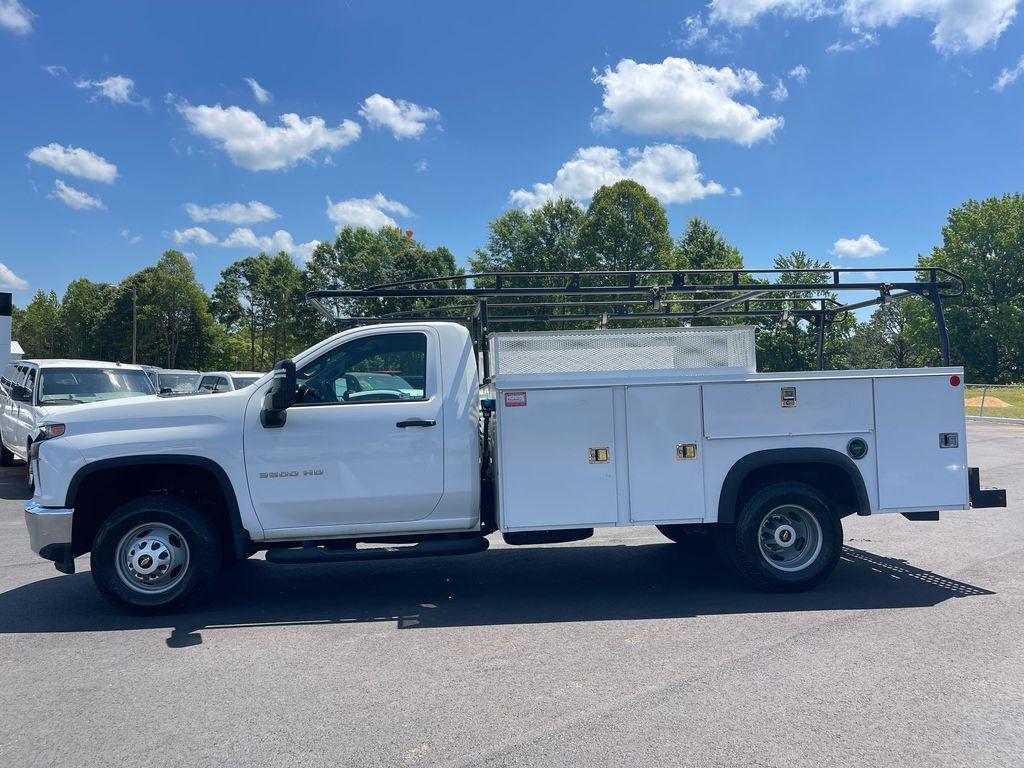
[907,194,1024,383]
[135,251,215,368]
[755,252,853,372]
[61,279,116,359]
[847,301,922,370]
[305,227,462,321]
[675,216,743,271]
[471,198,588,274]
[578,181,673,272]
[18,290,64,358]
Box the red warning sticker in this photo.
[504,391,528,407]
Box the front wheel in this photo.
[719,482,842,592]
[91,495,222,614]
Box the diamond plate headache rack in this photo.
[305,266,965,372]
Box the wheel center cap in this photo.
[775,525,796,547]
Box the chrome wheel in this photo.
[757,504,822,573]
[114,523,190,594]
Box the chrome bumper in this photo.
[24,501,75,574]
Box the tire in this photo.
[0,441,14,467]
[719,481,843,592]
[91,495,222,614]
[25,441,33,491]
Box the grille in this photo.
[489,327,756,376]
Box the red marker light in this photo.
[950,375,961,387]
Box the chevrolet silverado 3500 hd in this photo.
[23,268,1006,612]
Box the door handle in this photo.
[396,418,436,428]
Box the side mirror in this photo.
[10,384,32,403]
[261,359,296,428]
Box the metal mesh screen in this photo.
[490,327,756,376]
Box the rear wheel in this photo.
[91,495,222,614]
[719,482,842,592]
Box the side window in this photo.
[296,332,428,405]
[14,366,27,386]
[213,377,230,393]
[24,369,36,399]
[198,376,217,393]
[0,364,17,392]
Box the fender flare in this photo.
[65,454,252,558]
[717,447,871,524]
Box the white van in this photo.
[0,359,155,487]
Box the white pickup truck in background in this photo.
[22,267,1006,613]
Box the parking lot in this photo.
[0,421,1020,767]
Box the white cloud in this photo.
[788,64,810,82]
[509,144,727,211]
[245,77,271,104]
[0,0,33,35]
[76,75,147,106]
[50,179,106,211]
[358,94,440,140]
[326,193,413,231]
[679,14,710,46]
[770,79,789,100]
[220,228,320,261]
[26,143,118,183]
[708,0,1018,53]
[831,233,888,258]
[172,226,219,246]
[593,58,782,145]
[41,64,66,77]
[993,54,1024,91]
[843,0,1018,54]
[826,28,879,52]
[709,0,830,26]
[415,159,429,173]
[0,262,28,290]
[176,101,361,171]
[185,200,279,225]
[120,228,142,244]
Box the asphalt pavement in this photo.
[0,421,1021,767]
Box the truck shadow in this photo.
[0,466,31,501]
[0,543,992,647]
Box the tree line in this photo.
[12,183,1024,382]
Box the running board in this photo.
[264,536,489,565]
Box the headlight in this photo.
[36,423,66,441]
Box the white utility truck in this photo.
[23,268,1005,613]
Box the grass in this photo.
[965,385,1024,420]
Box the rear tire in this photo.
[0,442,14,467]
[91,495,222,614]
[719,482,842,592]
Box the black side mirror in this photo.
[261,359,296,428]
[10,384,32,403]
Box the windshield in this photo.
[158,372,201,393]
[231,375,261,388]
[38,368,155,404]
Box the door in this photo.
[13,367,37,453]
[0,363,20,450]
[243,329,445,534]
[626,385,705,523]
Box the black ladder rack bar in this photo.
[306,266,965,370]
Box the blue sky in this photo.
[1,0,1023,306]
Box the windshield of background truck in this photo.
[158,372,201,393]
[38,368,155,404]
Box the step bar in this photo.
[265,536,489,565]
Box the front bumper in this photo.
[24,501,75,574]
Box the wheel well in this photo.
[70,463,243,560]
[718,451,870,524]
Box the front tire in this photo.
[0,441,14,467]
[719,482,842,592]
[91,495,222,614]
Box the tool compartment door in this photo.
[497,387,618,530]
[626,385,705,523]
